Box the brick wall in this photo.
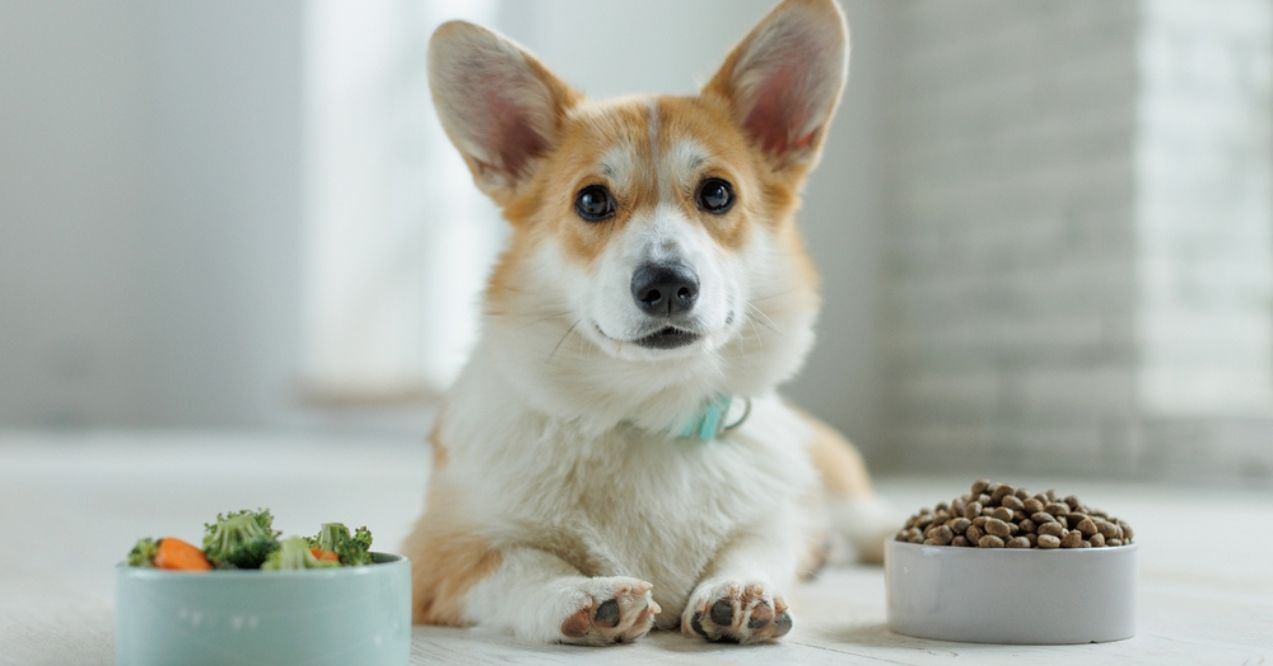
[875,0,1273,484]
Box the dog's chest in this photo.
[457,397,816,613]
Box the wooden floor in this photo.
[2,432,1271,665]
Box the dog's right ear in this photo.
[428,21,580,203]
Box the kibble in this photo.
[990,485,1014,505]
[984,518,1012,537]
[1038,521,1066,538]
[895,480,1135,550]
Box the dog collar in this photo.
[676,394,752,441]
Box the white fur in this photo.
[664,139,710,195]
[441,352,817,634]
[581,202,742,362]
[433,163,823,641]
[598,144,636,192]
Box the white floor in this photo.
[2,431,1271,665]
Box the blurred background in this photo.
[2,0,1271,486]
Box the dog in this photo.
[405,0,889,646]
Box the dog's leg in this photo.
[680,526,799,644]
[465,548,659,646]
[801,409,895,565]
[407,514,658,644]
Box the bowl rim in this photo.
[116,551,407,580]
[887,539,1138,555]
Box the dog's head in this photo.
[429,0,848,425]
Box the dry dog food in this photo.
[895,480,1134,549]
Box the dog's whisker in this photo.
[745,304,781,334]
[547,320,581,362]
[751,289,800,303]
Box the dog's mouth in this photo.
[633,326,701,350]
[594,322,703,350]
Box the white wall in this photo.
[1,1,148,427]
[0,0,305,428]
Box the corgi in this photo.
[405,0,890,646]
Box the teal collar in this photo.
[676,394,752,441]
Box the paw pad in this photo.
[558,578,659,646]
[683,582,792,644]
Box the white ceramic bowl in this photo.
[885,540,1137,644]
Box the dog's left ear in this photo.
[704,0,848,171]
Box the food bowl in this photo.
[116,552,410,666]
[885,540,1136,644]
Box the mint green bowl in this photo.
[115,553,410,666]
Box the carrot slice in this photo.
[154,537,212,571]
[311,548,339,562]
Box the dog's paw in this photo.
[558,577,660,646]
[681,580,792,644]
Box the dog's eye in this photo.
[696,178,735,214]
[575,185,616,222]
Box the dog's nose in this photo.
[631,262,699,316]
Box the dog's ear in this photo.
[704,0,848,171]
[428,21,580,203]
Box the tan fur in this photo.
[427,415,448,469]
[497,96,762,271]
[405,479,503,626]
[799,408,875,499]
[485,88,814,315]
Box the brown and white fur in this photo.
[405,0,890,646]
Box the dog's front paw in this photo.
[558,577,660,646]
[681,580,792,644]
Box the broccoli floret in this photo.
[127,537,160,567]
[261,537,340,570]
[309,523,374,566]
[202,509,281,569]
